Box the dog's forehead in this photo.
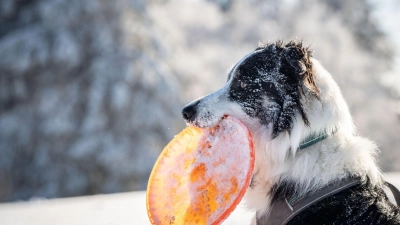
[228,48,280,82]
[227,51,258,81]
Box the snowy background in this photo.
[0,0,399,203]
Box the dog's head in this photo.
[181,40,364,215]
[182,40,319,138]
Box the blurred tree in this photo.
[0,0,183,202]
[322,0,393,61]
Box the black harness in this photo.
[256,178,400,225]
[256,129,400,224]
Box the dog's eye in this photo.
[240,81,248,88]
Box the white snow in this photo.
[1,172,399,225]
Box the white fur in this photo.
[190,57,383,223]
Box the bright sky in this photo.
[369,0,400,70]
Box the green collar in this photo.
[298,127,338,150]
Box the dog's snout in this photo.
[182,100,200,121]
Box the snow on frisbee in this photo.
[146,116,255,225]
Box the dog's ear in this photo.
[281,42,320,97]
[282,46,307,75]
[271,41,320,136]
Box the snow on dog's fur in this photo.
[181,40,394,223]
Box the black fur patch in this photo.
[287,182,400,224]
[228,40,318,137]
[269,179,298,204]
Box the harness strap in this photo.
[258,178,360,225]
[386,181,400,206]
[257,179,400,225]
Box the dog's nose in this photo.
[182,100,200,121]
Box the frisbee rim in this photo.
[146,116,255,225]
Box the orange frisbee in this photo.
[146,116,254,225]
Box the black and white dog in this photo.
[182,40,400,224]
